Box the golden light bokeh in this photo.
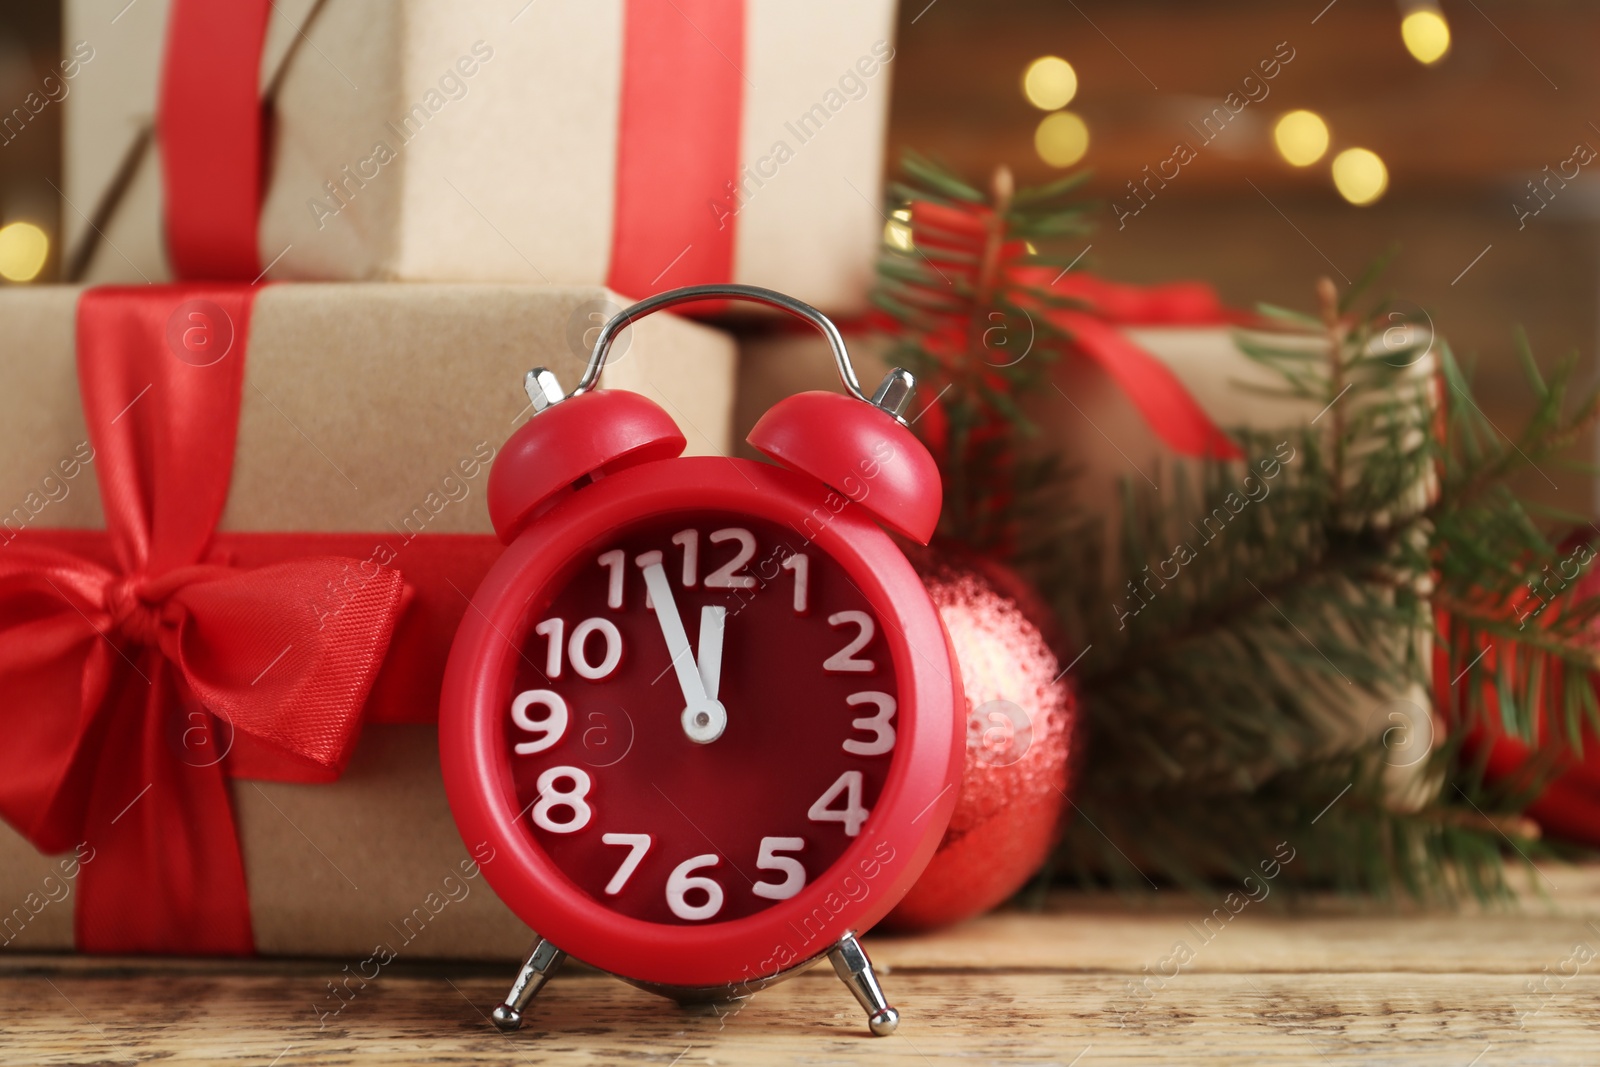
[1273,110,1330,167]
[0,222,49,283]
[1034,111,1089,168]
[1022,56,1078,111]
[1331,148,1389,205]
[1401,9,1451,65]
[884,207,914,252]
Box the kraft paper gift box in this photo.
[63,0,897,312]
[735,325,1439,805]
[0,283,734,958]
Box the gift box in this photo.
[735,317,1438,803]
[0,283,734,958]
[63,0,897,312]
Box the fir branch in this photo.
[1055,272,1598,899]
[869,154,1600,905]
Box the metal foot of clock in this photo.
[828,932,899,1037]
[487,931,898,1037]
[491,938,567,1031]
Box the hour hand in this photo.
[636,551,726,743]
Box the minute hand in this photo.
[698,605,725,701]
[637,552,726,743]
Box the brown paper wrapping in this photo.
[63,0,897,312]
[736,326,1438,806]
[0,283,735,958]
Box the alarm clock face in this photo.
[507,509,897,926]
[442,457,960,988]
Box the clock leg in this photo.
[827,932,899,1037]
[491,937,567,1031]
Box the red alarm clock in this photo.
[440,284,962,1037]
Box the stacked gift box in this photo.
[65,0,896,303]
[2,0,1439,960]
[0,0,897,958]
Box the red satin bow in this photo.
[0,287,404,954]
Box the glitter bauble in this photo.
[885,549,1080,930]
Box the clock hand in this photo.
[697,604,725,700]
[636,552,727,743]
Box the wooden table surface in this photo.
[7,869,1600,1066]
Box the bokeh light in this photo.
[1273,110,1330,167]
[1401,9,1451,65]
[1331,148,1389,205]
[884,207,914,252]
[1034,111,1089,168]
[0,222,49,283]
[1022,56,1078,111]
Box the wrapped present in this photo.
[0,283,733,958]
[734,291,1438,805]
[63,0,896,312]
[1051,318,1438,804]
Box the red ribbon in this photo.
[158,0,272,281]
[13,529,506,730]
[1024,270,1244,461]
[156,0,746,297]
[0,287,405,954]
[900,199,1243,462]
[1434,545,1600,846]
[608,0,745,300]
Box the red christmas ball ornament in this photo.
[884,550,1080,930]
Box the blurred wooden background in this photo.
[888,0,1599,517]
[2,0,1595,513]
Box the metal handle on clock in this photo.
[523,284,916,423]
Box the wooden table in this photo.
[8,869,1600,1065]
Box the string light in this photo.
[0,222,48,282]
[1022,56,1078,111]
[1331,148,1388,205]
[1273,110,1330,167]
[1035,111,1089,168]
[1401,7,1450,65]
